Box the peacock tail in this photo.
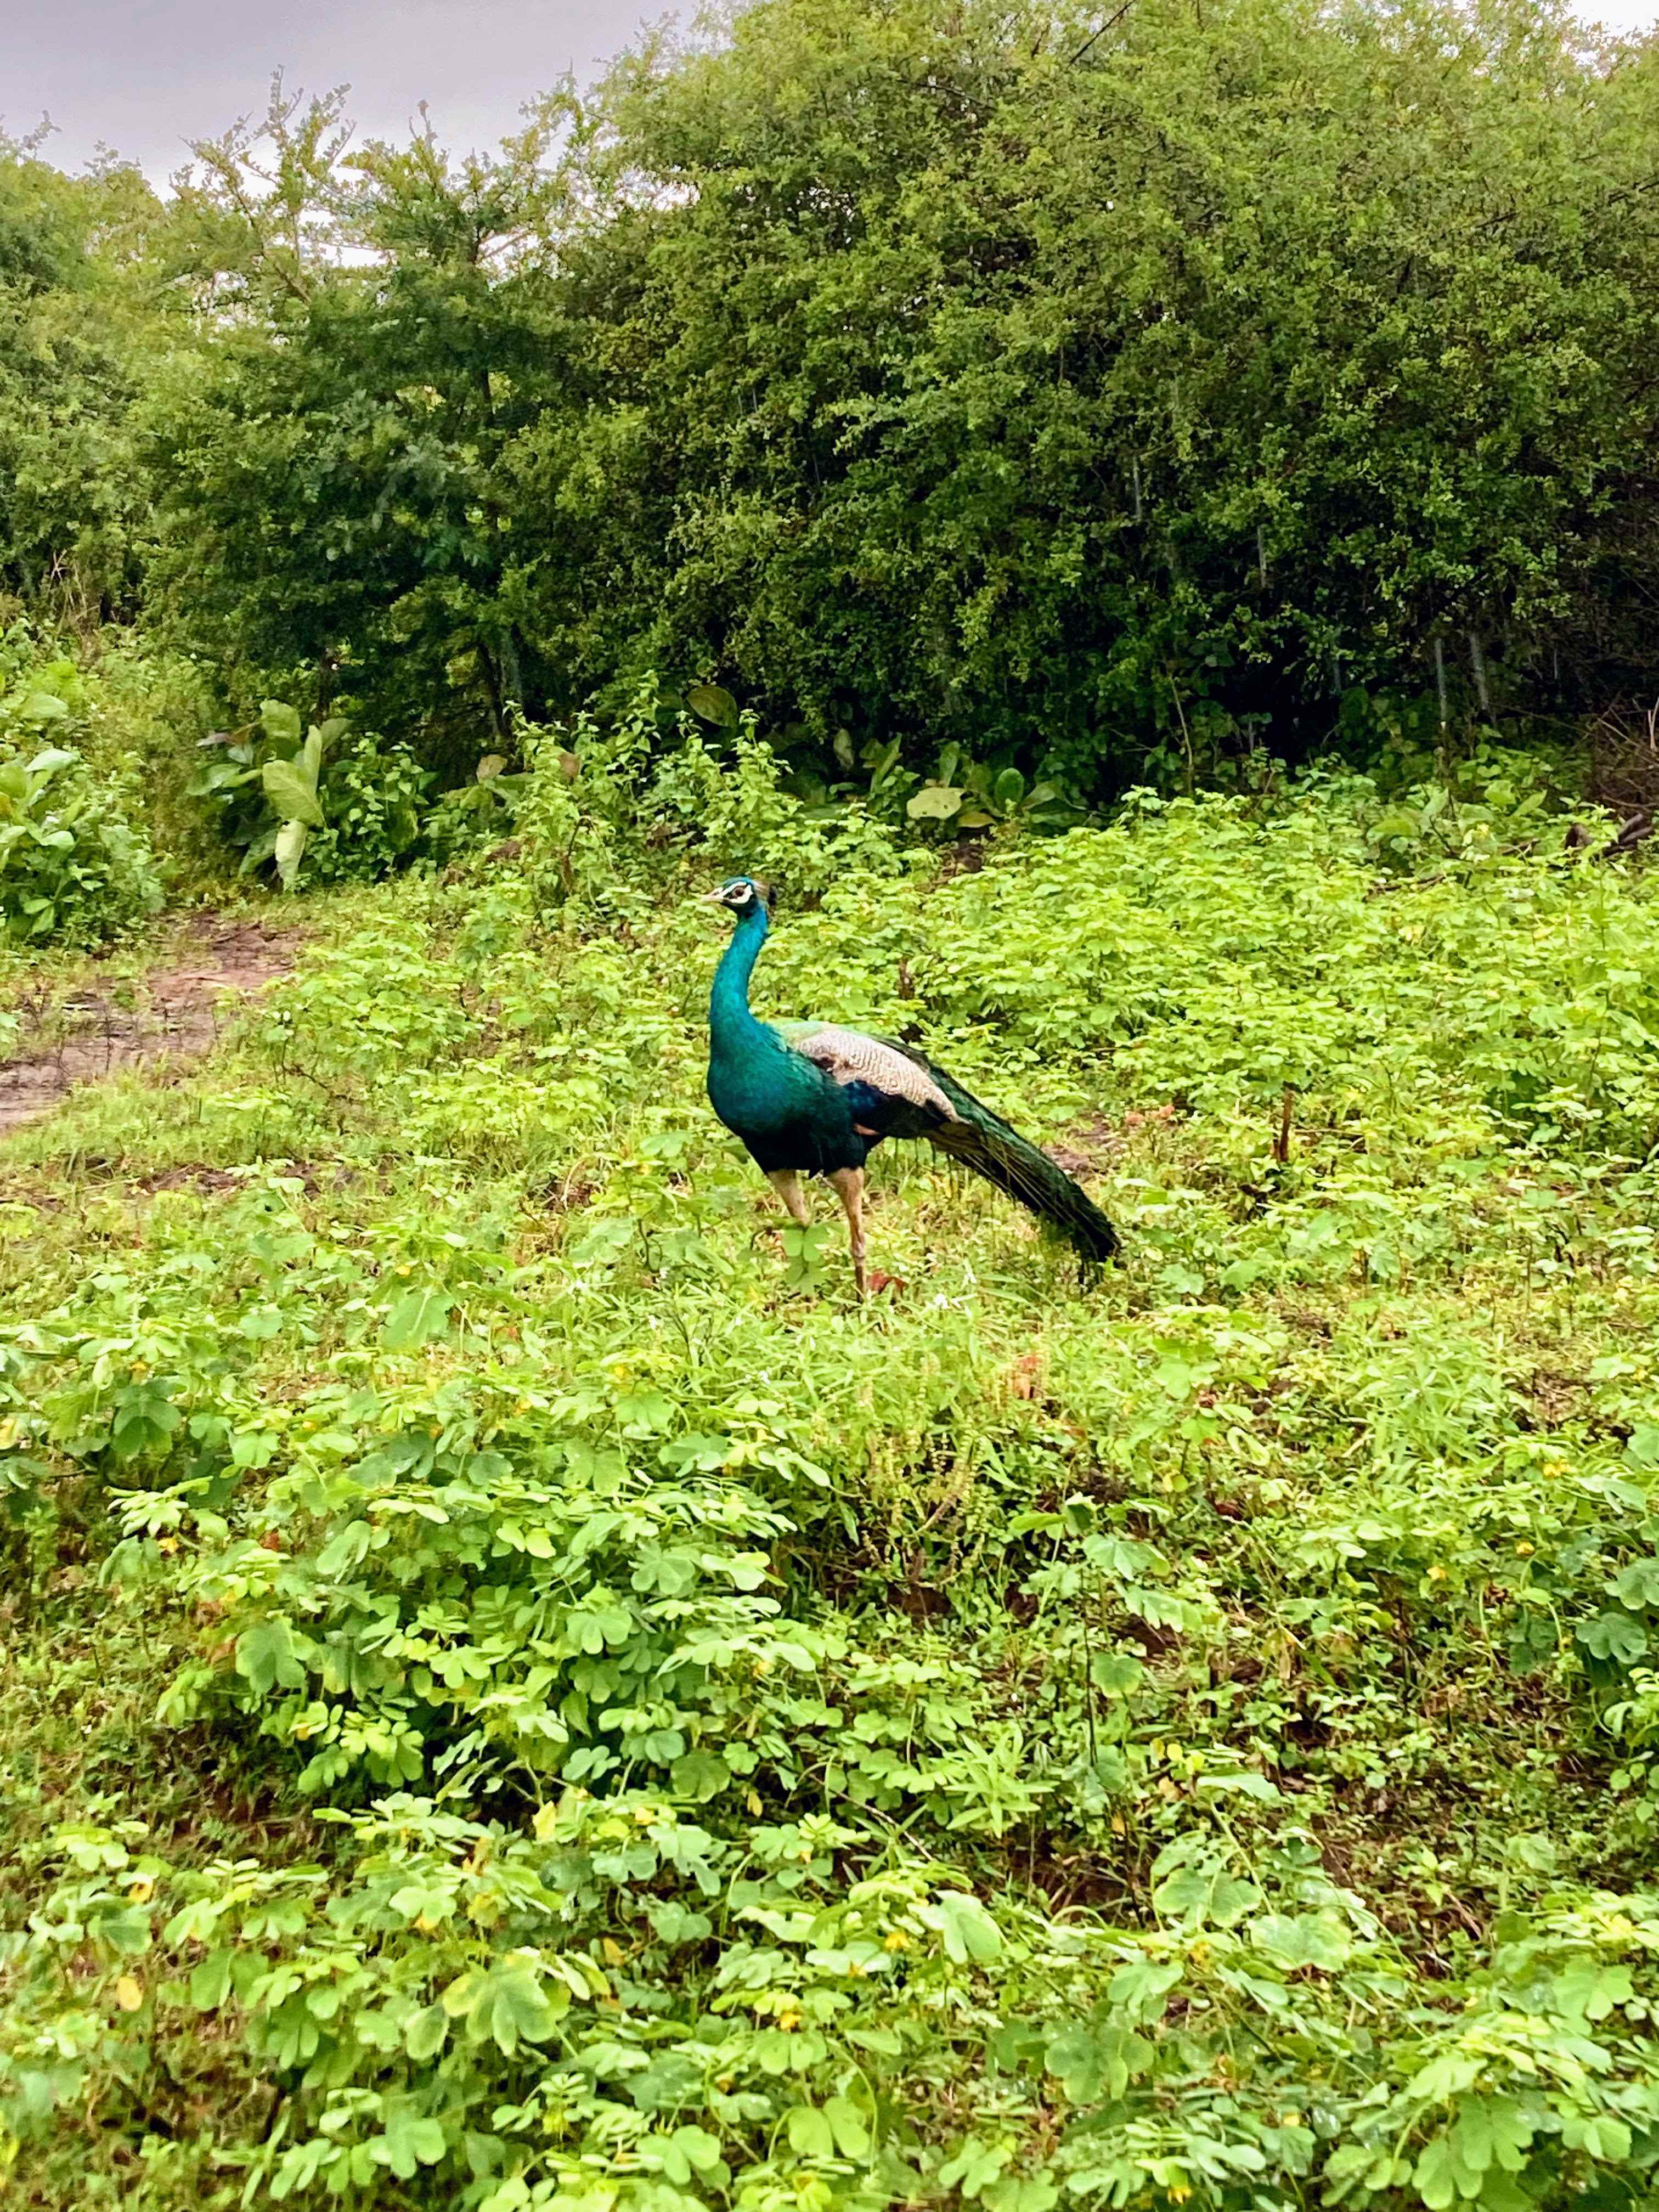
[905,1052,1120,1269]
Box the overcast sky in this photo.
[4,0,1655,185]
[1,1,667,182]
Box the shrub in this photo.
[190,701,431,889]
[0,655,162,943]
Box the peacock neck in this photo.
[709,901,771,1053]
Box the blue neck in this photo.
[710,899,770,1048]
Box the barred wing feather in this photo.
[774,1020,956,1121]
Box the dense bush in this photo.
[135,0,1659,794]
[190,698,431,890]
[0,641,162,941]
[5,2,1658,832]
[0,139,172,626]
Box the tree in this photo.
[145,81,583,770]
[145,2,1659,791]
[0,135,172,627]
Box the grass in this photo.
[4,767,1659,2211]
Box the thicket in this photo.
[5,0,1659,850]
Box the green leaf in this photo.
[1046,2022,1153,2102]
[670,1749,731,1802]
[262,757,325,829]
[936,1889,1002,1964]
[405,2002,449,2060]
[1107,1956,1183,2023]
[1613,1557,1659,1611]
[274,818,308,889]
[235,1618,307,1696]
[372,2108,447,2180]
[18,692,70,723]
[240,825,279,875]
[1449,2097,1535,2177]
[939,2138,1013,2198]
[823,2095,871,2158]
[686,682,737,725]
[786,2106,836,2159]
[1414,2133,1459,2211]
[668,2124,723,2177]
[382,1288,454,1351]
[95,1904,153,1955]
[189,1950,234,2011]
[1577,1610,1648,1664]
[992,767,1026,809]
[1569,2114,1632,2163]
[1090,1651,1143,1695]
[316,1520,373,1576]
[1248,1911,1350,1970]
[984,2177,1059,2212]
[260,700,303,747]
[1153,1865,1262,1926]
[1553,1957,1635,2019]
[1196,1768,1280,1801]
[907,783,964,820]
[483,1966,559,2055]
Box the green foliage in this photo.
[5,5,1659,800]
[134,0,1659,785]
[190,699,430,890]
[5,766,1659,2209]
[0,647,163,941]
[0,137,173,622]
[462,678,912,916]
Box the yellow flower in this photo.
[883,1930,909,1952]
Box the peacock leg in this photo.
[827,1167,867,1297]
[766,1169,811,1227]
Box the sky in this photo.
[3,0,1655,185]
[0,0,669,184]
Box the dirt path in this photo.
[0,913,299,1138]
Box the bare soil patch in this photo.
[0,913,299,1137]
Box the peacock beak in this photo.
[698,887,731,904]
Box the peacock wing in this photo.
[770,1021,958,1139]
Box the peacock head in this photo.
[702,876,768,919]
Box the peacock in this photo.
[702,876,1118,1294]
